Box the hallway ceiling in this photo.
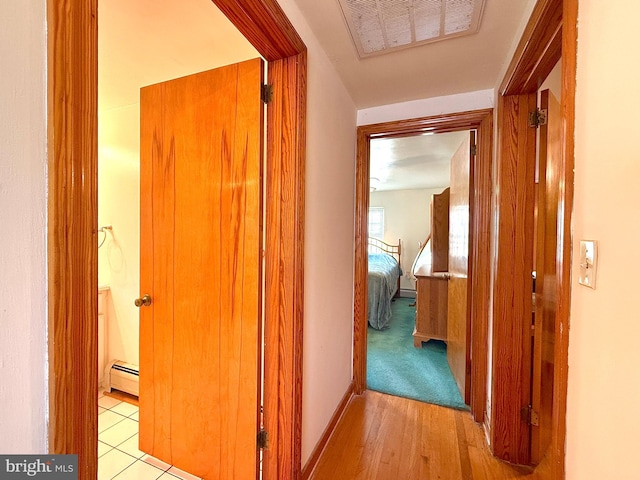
[291,0,534,108]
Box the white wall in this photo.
[370,188,446,290]
[98,119,141,367]
[567,1,640,478]
[0,0,48,453]
[357,89,494,126]
[276,0,358,466]
[539,60,562,101]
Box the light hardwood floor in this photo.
[308,391,552,480]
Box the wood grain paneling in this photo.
[353,125,371,395]
[447,136,472,403]
[139,60,263,479]
[354,109,493,419]
[491,93,537,465]
[500,0,563,96]
[263,51,307,480]
[414,275,448,345]
[362,110,496,138]
[551,1,577,477]
[470,114,493,423]
[47,1,98,478]
[431,188,450,273]
[139,80,174,460]
[448,137,471,276]
[495,0,574,473]
[447,277,468,398]
[50,1,307,478]
[531,90,562,465]
[211,0,305,60]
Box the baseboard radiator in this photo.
[105,360,139,397]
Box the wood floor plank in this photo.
[309,391,553,480]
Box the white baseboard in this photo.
[399,288,417,298]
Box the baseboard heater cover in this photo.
[106,360,139,397]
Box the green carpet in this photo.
[367,297,469,410]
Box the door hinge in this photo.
[257,429,269,449]
[521,405,540,426]
[529,109,548,128]
[470,144,477,156]
[261,84,274,104]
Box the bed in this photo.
[368,237,402,330]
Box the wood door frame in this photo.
[353,109,494,424]
[47,1,306,479]
[490,0,576,474]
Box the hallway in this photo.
[308,391,552,480]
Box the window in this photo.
[368,207,385,240]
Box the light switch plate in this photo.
[578,240,598,289]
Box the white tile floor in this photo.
[98,390,202,480]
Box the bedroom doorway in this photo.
[353,109,494,424]
[365,130,471,410]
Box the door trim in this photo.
[47,1,307,479]
[353,109,493,423]
[491,0,576,474]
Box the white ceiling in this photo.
[370,130,467,191]
[291,0,532,108]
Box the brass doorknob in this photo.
[134,294,152,307]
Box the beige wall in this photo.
[567,1,640,478]
[370,188,447,290]
[0,0,48,453]
[275,0,359,465]
[97,136,141,369]
[357,89,494,126]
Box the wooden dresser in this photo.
[412,188,450,347]
[413,268,449,346]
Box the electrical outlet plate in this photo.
[578,240,598,289]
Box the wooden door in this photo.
[431,188,450,273]
[447,133,472,404]
[530,89,561,464]
[138,58,264,480]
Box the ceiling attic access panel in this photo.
[338,0,486,58]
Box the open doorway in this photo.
[365,130,471,411]
[96,1,262,478]
[48,0,307,478]
[353,109,494,426]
